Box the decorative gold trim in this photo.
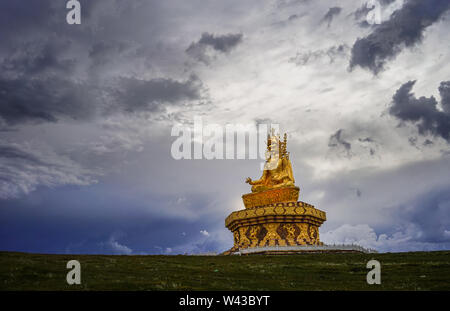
[225,201,326,229]
[242,187,299,209]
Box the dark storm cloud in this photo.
[389,80,450,142]
[111,75,205,113]
[321,7,342,28]
[358,137,376,156]
[0,38,204,125]
[186,32,243,64]
[350,4,372,22]
[2,40,76,76]
[0,75,99,124]
[349,0,450,74]
[0,73,204,125]
[289,44,349,66]
[88,40,131,67]
[0,38,94,124]
[0,145,46,165]
[395,189,450,244]
[358,137,375,143]
[423,139,434,146]
[328,129,352,155]
[408,136,418,147]
[196,33,243,53]
[0,1,207,126]
[439,81,450,113]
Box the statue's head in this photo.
[264,131,281,170]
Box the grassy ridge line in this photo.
[0,251,449,290]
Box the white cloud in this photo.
[321,223,450,252]
[102,235,133,255]
[200,230,210,236]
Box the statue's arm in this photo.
[246,170,268,185]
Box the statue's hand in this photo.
[245,177,252,184]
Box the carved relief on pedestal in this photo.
[238,226,250,249]
[248,225,260,248]
[234,229,240,248]
[309,225,319,245]
[260,223,280,247]
[296,223,310,245]
[281,223,297,246]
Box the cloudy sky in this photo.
[1,0,449,254]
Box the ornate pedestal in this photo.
[224,187,326,254]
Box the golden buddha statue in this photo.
[245,132,295,192]
[224,129,327,255]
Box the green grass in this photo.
[0,251,449,290]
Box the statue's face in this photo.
[264,134,282,170]
[265,144,280,170]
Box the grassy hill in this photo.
[0,251,449,290]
